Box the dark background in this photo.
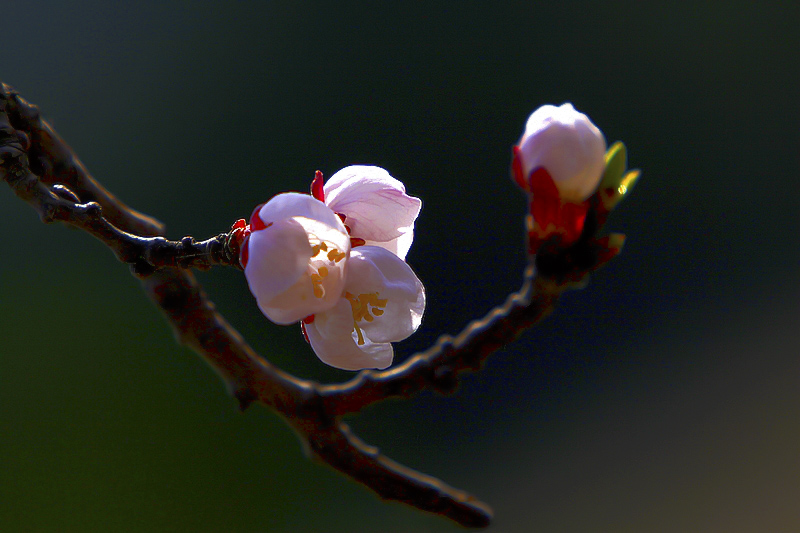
[1,2,798,531]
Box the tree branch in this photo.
[1,82,625,528]
[5,85,163,237]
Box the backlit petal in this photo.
[517,103,606,202]
[306,300,394,370]
[245,193,351,325]
[244,218,313,322]
[258,217,350,323]
[344,246,425,343]
[256,192,346,234]
[362,232,414,261]
[324,166,421,259]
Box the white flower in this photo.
[516,103,607,202]
[322,165,421,260]
[242,168,425,370]
[243,193,351,325]
[303,245,425,370]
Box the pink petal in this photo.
[324,166,421,256]
[244,218,314,323]
[517,103,606,202]
[256,192,346,234]
[306,300,394,370]
[344,246,425,343]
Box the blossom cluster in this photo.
[241,166,425,371]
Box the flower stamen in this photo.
[345,291,389,345]
[327,248,346,262]
[311,241,329,256]
[311,266,329,298]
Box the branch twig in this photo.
[1,82,621,528]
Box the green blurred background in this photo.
[2,1,798,531]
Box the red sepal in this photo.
[249,203,267,231]
[311,170,325,202]
[511,146,528,191]
[231,219,251,242]
[526,166,589,253]
[240,235,250,268]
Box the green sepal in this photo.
[616,169,640,200]
[601,141,627,191]
[598,141,640,210]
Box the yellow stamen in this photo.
[326,248,346,262]
[353,321,365,345]
[311,266,329,299]
[345,291,389,345]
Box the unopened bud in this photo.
[516,103,606,202]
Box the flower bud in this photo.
[516,103,606,202]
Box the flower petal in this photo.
[517,103,606,202]
[256,192,346,233]
[306,299,394,370]
[259,221,350,324]
[324,166,421,259]
[245,192,351,325]
[344,246,425,343]
[244,218,313,323]
[362,232,414,261]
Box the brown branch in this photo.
[303,423,493,528]
[5,84,164,237]
[1,82,625,528]
[0,165,241,273]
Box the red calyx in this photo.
[311,170,325,202]
[230,219,251,246]
[229,219,253,268]
[526,167,589,253]
[240,235,250,268]
[250,203,268,231]
[335,213,353,234]
[511,146,528,192]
